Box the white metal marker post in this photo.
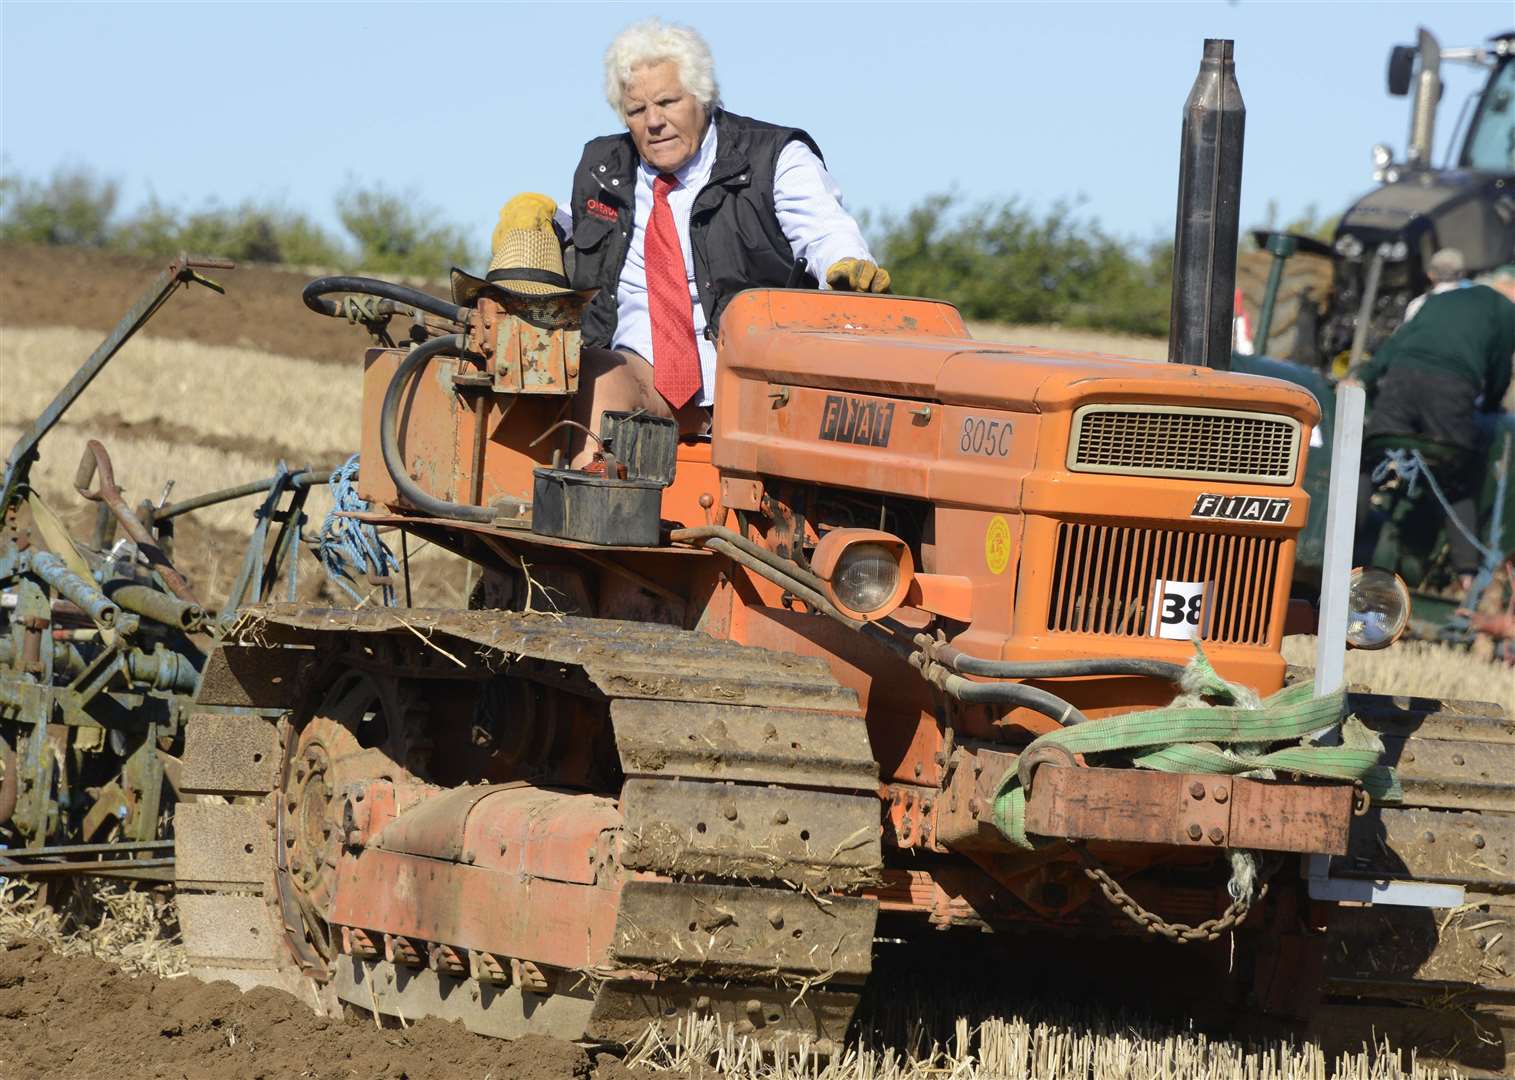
[1313,381,1364,696]
[1307,380,1464,908]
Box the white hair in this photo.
[603,18,720,119]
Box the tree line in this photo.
[0,167,472,277]
[3,166,1332,336]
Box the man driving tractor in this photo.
[458,18,889,469]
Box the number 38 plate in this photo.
[1150,579,1206,640]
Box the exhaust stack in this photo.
[1168,38,1245,370]
[1405,28,1442,170]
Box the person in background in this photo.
[558,18,888,467]
[1402,247,1468,325]
[1353,265,1515,589]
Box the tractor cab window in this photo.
[1463,58,1515,171]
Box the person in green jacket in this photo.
[1352,266,1515,584]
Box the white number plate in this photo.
[1150,580,1206,640]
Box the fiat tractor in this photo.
[170,40,1513,1073]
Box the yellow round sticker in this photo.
[984,515,1011,575]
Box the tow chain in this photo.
[1072,844,1274,944]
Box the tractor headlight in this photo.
[1346,567,1411,649]
[812,530,914,621]
[835,544,901,612]
[1334,234,1365,260]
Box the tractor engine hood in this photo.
[1337,169,1515,273]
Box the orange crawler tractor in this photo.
[174,42,1512,1071]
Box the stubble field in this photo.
[1,244,1510,1078]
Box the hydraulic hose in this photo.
[302,276,467,325]
[668,526,857,625]
[939,672,1089,728]
[668,525,826,594]
[927,642,1186,685]
[380,335,527,523]
[699,536,859,628]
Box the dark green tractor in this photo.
[1246,27,1515,373]
[1235,26,1515,644]
[1234,331,1514,648]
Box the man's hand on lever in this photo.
[826,258,892,294]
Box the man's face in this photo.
[622,61,708,174]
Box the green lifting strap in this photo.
[991,646,1395,850]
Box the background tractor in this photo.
[1241,26,1515,371]
[1230,26,1515,649]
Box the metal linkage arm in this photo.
[0,251,234,512]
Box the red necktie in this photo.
[646,173,702,409]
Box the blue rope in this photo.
[1370,448,1499,565]
[317,454,399,606]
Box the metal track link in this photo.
[174,709,315,1000]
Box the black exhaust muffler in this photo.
[1168,38,1246,370]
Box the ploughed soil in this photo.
[0,244,452,366]
[0,942,634,1080]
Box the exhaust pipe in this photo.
[1168,38,1246,371]
[1405,28,1442,170]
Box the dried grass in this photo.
[1284,635,1514,716]
[0,419,336,535]
[626,1011,1463,1080]
[0,325,360,458]
[0,878,185,979]
[967,322,1167,361]
[1,325,358,534]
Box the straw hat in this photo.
[451,193,597,312]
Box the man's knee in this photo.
[571,349,667,466]
[578,349,636,408]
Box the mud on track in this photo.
[0,942,632,1080]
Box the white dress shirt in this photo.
[557,122,874,406]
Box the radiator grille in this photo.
[1046,522,1281,646]
[1069,405,1300,484]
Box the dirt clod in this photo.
[0,941,612,1080]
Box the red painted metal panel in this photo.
[328,847,622,970]
[1023,767,1352,855]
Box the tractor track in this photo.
[1312,691,1515,1074]
[171,610,1515,1070]
[174,606,882,1049]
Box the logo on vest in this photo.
[1190,493,1291,523]
[819,395,895,448]
[585,198,618,222]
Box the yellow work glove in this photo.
[826,258,892,294]
[493,192,559,247]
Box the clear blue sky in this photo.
[1,1,1507,255]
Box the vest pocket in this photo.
[572,215,615,252]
